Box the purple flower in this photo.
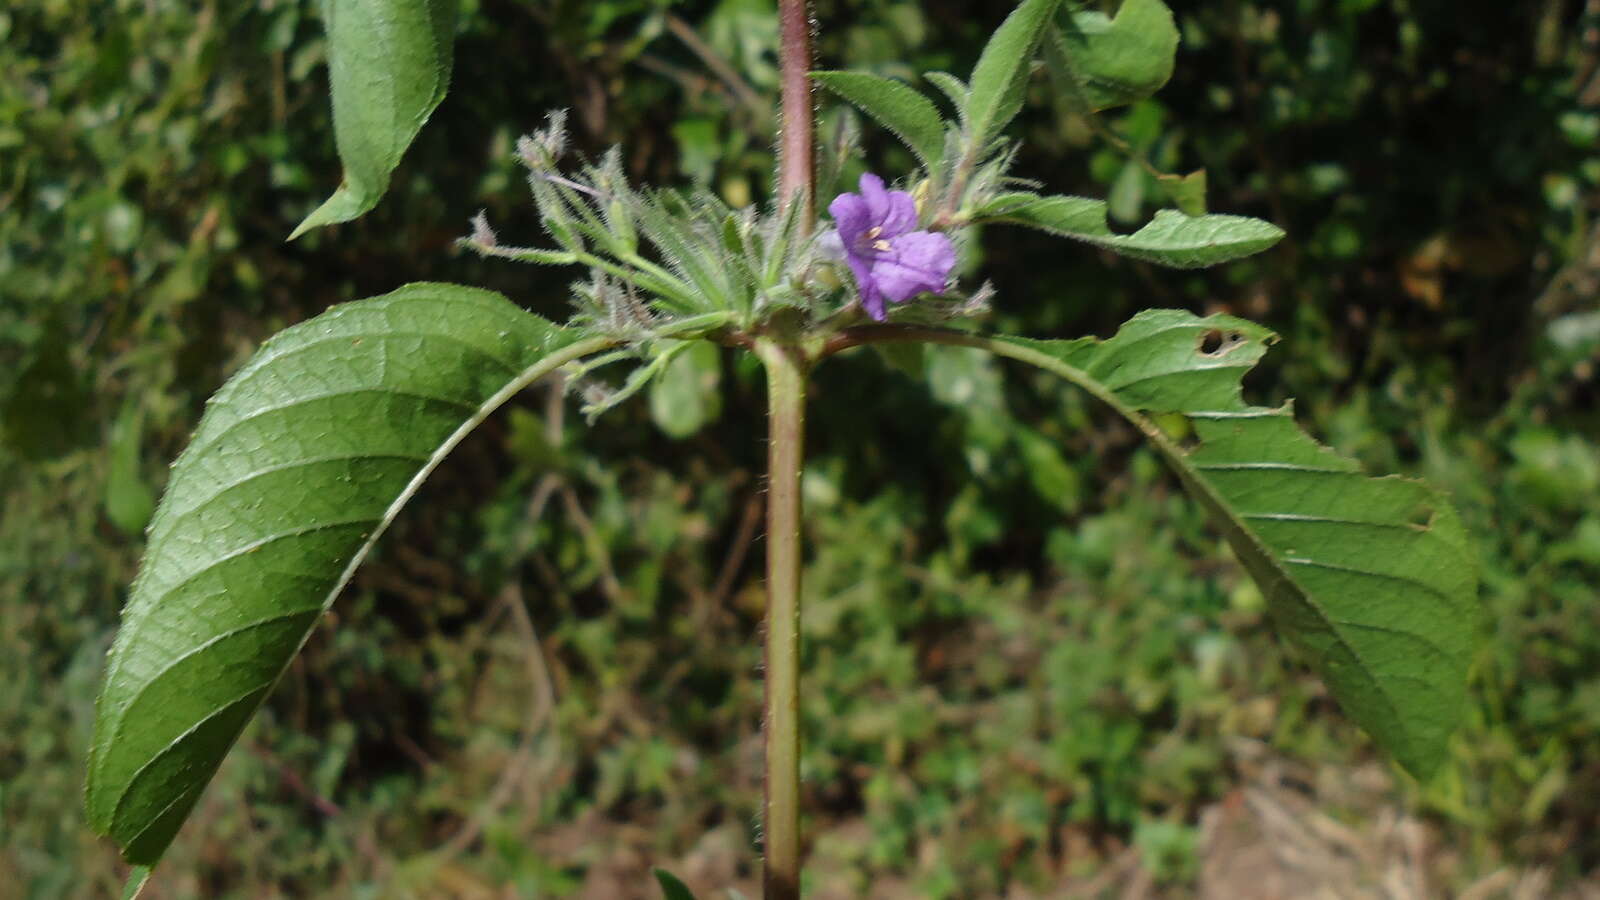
[826,174,956,321]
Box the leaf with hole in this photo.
[84,283,613,865]
[978,193,1283,267]
[290,0,459,238]
[968,311,1482,778]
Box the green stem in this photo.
[754,338,808,900]
[762,6,815,896]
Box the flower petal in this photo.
[828,174,950,319]
[828,191,871,246]
[857,173,917,238]
[856,173,889,217]
[845,253,886,320]
[870,230,956,303]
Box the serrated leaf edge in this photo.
[86,289,616,860]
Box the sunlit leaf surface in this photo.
[86,284,611,864]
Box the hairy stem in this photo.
[777,0,815,231]
[755,338,808,900]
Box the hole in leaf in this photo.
[1408,503,1434,530]
[1198,328,1249,358]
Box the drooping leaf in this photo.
[978,192,1283,267]
[960,311,1482,778]
[1053,0,1179,112]
[85,284,614,864]
[966,0,1063,148]
[289,0,459,239]
[811,71,947,168]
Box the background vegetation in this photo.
[4,0,1599,896]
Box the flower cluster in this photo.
[468,111,968,335]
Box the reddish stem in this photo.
[777,0,815,231]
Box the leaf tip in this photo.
[120,866,153,900]
[1395,739,1451,784]
[653,867,698,899]
[288,181,377,241]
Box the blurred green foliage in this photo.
[3,0,1599,896]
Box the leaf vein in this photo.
[1106,361,1255,394]
[109,682,276,831]
[1194,462,1353,474]
[240,328,522,386]
[1283,557,1455,606]
[159,452,432,531]
[186,386,479,463]
[1242,512,1423,531]
[142,517,379,605]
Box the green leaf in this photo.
[979,193,1284,267]
[922,71,970,124]
[85,284,614,864]
[1107,159,1147,224]
[966,0,1063,147]
[1054,0,1180,112]
[649,340,723,439]
[120,867,152,900]
[289,0,459,239]
[581,337,716,424]
[811,71,947,168]
[1014,425,1081,514]
[873,341,928,379]
[105,399,156,536]
[969,311,1482,778]
[653,868,699,900]
[1157,169,1207,217]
